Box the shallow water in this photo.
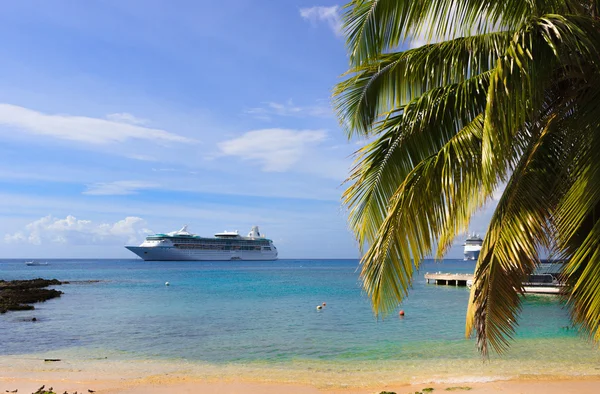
[1,259,599,384]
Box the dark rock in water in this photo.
[6,304,35,312]
[0,278,64,314]
[0,278,62,290]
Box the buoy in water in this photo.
[322,302,326,306]
[399,310,405,316]
[165,282,170,286]
[316,305,323,310]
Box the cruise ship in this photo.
[463,234,483,260]
[125,225,278,261]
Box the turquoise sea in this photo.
[1,259,599,386]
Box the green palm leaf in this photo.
[342,0,573,66]
[337,0,600,355]
[554,76,600,342]
[466,112,567,355]
[334,32,510,136]
[482,15,600,189]
[361,116,485,315]
[344,72,490,249]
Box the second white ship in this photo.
[463,234,483,261]
[126,225,278,261]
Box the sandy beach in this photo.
[3,372,600,394]
[2,356,600,394]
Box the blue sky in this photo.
[0,1,491,259]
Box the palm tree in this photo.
[334,0,600,356]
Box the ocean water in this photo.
[1,258,599,385]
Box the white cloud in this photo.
[4,215,152,245]
[0,104,193,145]
[83,181,160,195]
[218,128,327,172]
[300,6,342,37]
[106,112,148,125]
[244,99,332,120]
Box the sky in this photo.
[0,0,493,259]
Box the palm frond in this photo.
[360,116,484,315]
[337,0,600,356]
[467,107,572,355]
[341,0,573,66]
[334,32,510,137]
[554,80,600,245]
[468,21,600,352]
[345,72,490,249]
[481,14,600,191]
[553,74,600,342]
[563,220,600,342]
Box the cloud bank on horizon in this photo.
[5,215,151,246]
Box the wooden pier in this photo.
[425,272,563,294]
[425,272,473,287]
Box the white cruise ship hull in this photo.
[126,246,278,261]
[463,250,480,261]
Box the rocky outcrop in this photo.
[0,278,63,314]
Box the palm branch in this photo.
[336,0,600,355]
